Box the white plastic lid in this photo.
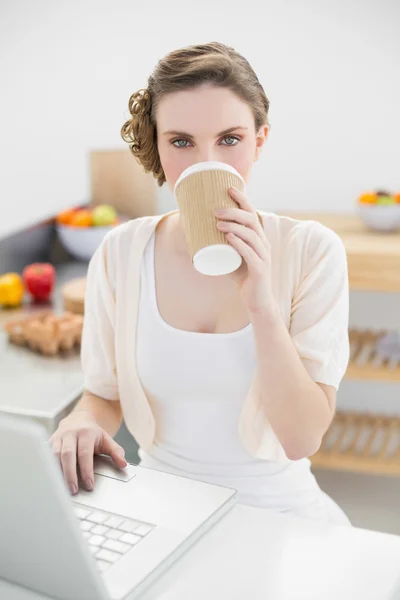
[193,244,242,276]
[174,161,245,194]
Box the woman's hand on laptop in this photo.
[49,412,127,495]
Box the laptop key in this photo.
[82,531,91,540]
[80,520,94,532]
[135,524,153,537]
[87,511,109,524]
[89,545,100,556]
[73,506,92,520]
[119,533,141,546]
[89,535,106,547]
[118,519,141,533]
[97,548,120,563]
[104,516,125,528]
[105,529,124,540]
[102,539,131,554]
[91,525,109,536]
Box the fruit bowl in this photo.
[357,191,400,233]
[55,204,122,261]
[56,223,116,261]
[357,205,400,233]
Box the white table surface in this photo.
[2,503,400,600]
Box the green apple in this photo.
[376,195,396,205]
[92,204,117,226]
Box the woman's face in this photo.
[156,84,269,191]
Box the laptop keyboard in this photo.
[73,502,155,573]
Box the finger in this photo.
[99,432,127,469]
[216,207,263,234]
[77,430,96,491]
[218,221,268,260]
[60,434,79,495]
[228,233,264,273]
[228,187,254,212]
[50,436,62,468]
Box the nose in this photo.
[195,145,219,164]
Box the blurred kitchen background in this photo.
[1,0,400,534]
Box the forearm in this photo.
[250,305,334,460]
[70,390,123,438]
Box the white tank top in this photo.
[136,233,323,511]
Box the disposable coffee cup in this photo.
[174,161,245,276]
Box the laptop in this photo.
[0,413,237,600]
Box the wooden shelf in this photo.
[311,411,400,476]
[282,213,400,292]
[346,329,400,382]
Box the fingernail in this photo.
[70,484,77,495]
[215,209,224,216]
[85,479,93,491]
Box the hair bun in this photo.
[128,88,152,117]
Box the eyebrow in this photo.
[162,126,249,138]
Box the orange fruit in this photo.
[56,208,78,225]
[394,193,400,204]
[70,209,93,227]
[358,192,377,204]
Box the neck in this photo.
[161,210,190,258]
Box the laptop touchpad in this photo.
[93,454,137,482]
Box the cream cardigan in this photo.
[81,210,349,462]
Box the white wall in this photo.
[2,0,399,238]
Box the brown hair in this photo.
[121,42,270,187]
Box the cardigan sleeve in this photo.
[289,223,350,390]
[80,235,119,400]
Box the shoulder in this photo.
[90,214,161,287]
[103,214,159,248]
[258,210,346,264]
[98,214,161,263]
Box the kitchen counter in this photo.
[283,212,400,292]
[0,262,88,433]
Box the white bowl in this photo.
[56,224,115,261]
[357,204,400,232]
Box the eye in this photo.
[171,139,192,148]
[220,135,240,146]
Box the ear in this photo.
[254,125,269,162]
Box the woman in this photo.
[50,42,351,525]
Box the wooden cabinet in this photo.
[284,213,400,475]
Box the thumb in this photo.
[100,433,127,468]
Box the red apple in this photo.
[23,263,56,301]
